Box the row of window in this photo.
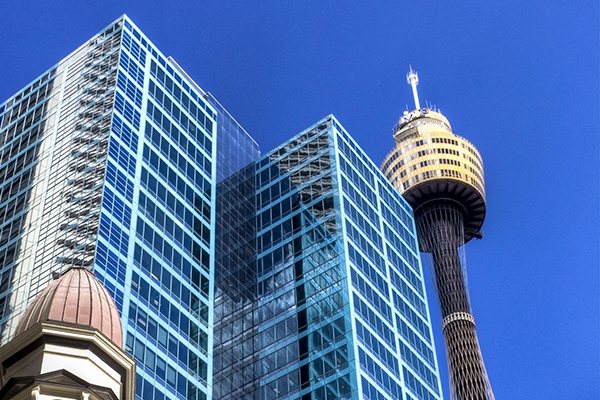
[397,317,435,368]
[268,128,328,169]
[134,373,205,400]
[131,260,198,323]
[128,298,207,374]
[341,178,380,228]
[117,71,143,108]
[114,92,141,131]
[136,217,210,277]
[109,137,137,179]
[95,241,127,287]
[381,150,400,175]
[118,47,145,87]
[255,164,282,188]
[257,218,293,253]
[338,156,377,205]
[377,184,414,229]
[148,82,212,156]
[403,367,438,400]
[102,187,132,228]
[308,316,346,350]
[348,244,389,297]
[0,166,35,217]
[141,190,209,244]
[95,269,125,313]
[129,338,190,399]
[358,348,402,400]
[255,240,293,277]
[134,242,208,300]
[141,167,210,225]
[257,176,293,209]
[0,291,11,322]
[149,64,213,140]
[356,320,399,375]
[138,191,209,252]
[399,341,440,393]
[0,238,18,276]
[402,168,464,190]
[130,269,206,344]
[145,119,211,181]
[0,117,44,168]
[386,245,422,298]
[461,141,483,164]
[1,68,54,116]
[334,123,382,180]
[353,293,395,347]
[351,270,392,324]
[0,266,13,295]
[256,193,294,230]
[398,155,477,182]
[344,201,382,251]
[380,204,417,253]
[389,269,426,318]
[255,367,300,399]
[468,164,484,185]
[429,137,457,146]
[99,213,129,257]
[0,146,39,202]
[255,262,293,297]
[394,296,431,343]
[313,346,349,376]
[361,376,394,400]
[122,29,147,69]
[0,81,53,130]
[346,223,385,274]
[105,161,134,202]
[336,133,376,187]
[0,185,29,230]
[402,136,458,155]
[143,140,211,201]
[123,18,215,122]
[384,225,419,273]
[111,113,139,155]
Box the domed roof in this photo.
[14,267,122,346]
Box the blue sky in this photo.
[1,1,598,399]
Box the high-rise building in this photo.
[381,69,494,399]
[214,115,444,400]
[0,15,447,400]
[0,15,217,400]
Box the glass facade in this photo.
[0,14,443,400]
[0,16,217,400]
[214,115,444,400]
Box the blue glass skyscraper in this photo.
[215,115,444,400]
[0,16,216,400]
[0,14,444,400]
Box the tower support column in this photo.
[415,202,494,400]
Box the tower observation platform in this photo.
[381,68,495,400]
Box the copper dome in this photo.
[14,268,123,346]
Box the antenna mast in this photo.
[407,66,421,110]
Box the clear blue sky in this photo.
[1,1,598,399]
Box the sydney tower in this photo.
[381,68,494,400]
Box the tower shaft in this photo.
[415,202,494,400]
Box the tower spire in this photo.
[407,66,421,110]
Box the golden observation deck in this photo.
[381,108,486,243]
